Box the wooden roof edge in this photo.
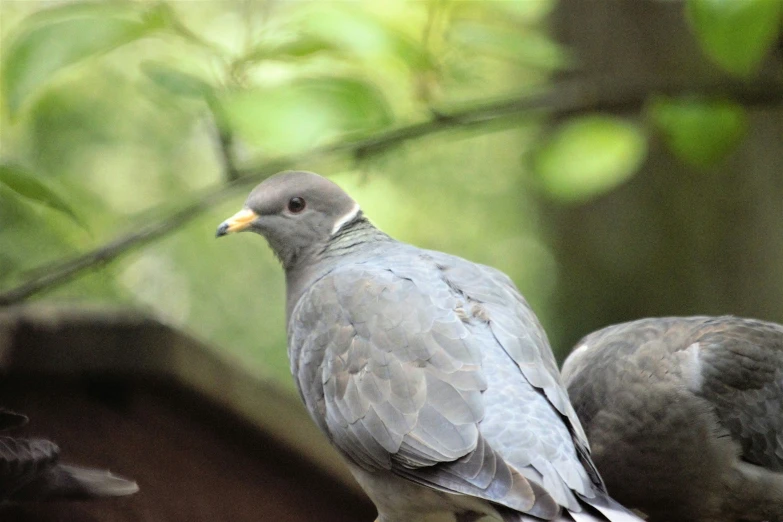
[0,303,361,493]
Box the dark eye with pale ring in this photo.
[288,197,306,213]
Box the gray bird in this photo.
[217,171,640,522]
[561,315,783,522]
[0,408,139,502]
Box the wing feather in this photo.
[289,262,558,516]
[693,318,783,470]
[0,436,59,498]
[428,254,601,503]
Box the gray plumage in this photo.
[217,171,640,522]
[562,315,783,522]
[0,408,139,502]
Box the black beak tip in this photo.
[216,223,229,238]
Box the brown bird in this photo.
[0,408,139,502]
[562,316,783,522]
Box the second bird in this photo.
[562,315,783,522]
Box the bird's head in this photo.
[217,171,361,269]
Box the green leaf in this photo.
[242,34,342,63]
[452,21,572,70]
[299,7,435,71]
[277,36,338,57]
[649,96,748,167]
[533,116,647,203]
[686,0,781,76]
[12,1,150,27]
[2,2,161,116]
[140,61,214,99]
[0,163,84,226]
[0,184,77,288]
[222,76,393,154]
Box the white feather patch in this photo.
[572,344,590,355]
[589,503,645,522]
[569,508,604,522]
[682,342,703,393]
[331,203,361,235]
[581,496,646,522]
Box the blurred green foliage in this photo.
[0,163,83,224]
[687,0,781,77]
[0,0,780,381]
[532,116,647,202]
[648,96,749,168]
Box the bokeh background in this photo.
[0,0,782,519]
[4,0,780,372]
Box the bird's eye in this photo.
[287,197,306,213]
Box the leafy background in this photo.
[1,0,781,386]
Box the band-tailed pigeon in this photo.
[0,408,138,502]
[562,315,783,522]
[216,171,640,522]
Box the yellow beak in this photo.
[216,208,258,237]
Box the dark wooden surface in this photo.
[0,374,375,522]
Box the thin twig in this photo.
[207,97,240,182]
[1,75,781,306]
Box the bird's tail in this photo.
[498,493,644,522]
[569,493,644,522]
[11,464,139,501]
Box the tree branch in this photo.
[1,75,781,306]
